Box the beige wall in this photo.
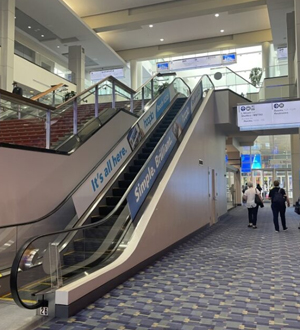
[0,111,137,225]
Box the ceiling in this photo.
[14,0,295,70]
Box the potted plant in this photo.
[249,67,263,87]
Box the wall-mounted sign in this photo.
[157,53,236,72]
[237,100,300,130]
[90,68,124,81]
[277,47,287,60]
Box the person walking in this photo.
[243,182,261,229]
[269,180,290,232]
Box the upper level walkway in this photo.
[8,205,300,330]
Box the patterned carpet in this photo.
[35,205,300,330]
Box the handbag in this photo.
[255,194,264,208]
[294,201,300,215]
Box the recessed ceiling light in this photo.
[149,24,153,28]
[215,13,219,17]
[57,46,60,48]
[160,38,164,42]
[220,29,224,33]
[28,26,31,29]
[41,34,44,37]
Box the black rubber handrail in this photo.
[10,75,214,309]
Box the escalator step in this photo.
[146,142,157,148]
[106,196,122,205]
[124,172,136,180]
[129,165,142,172]
[112,187,127,196]
[134,159,145,166]
[142,147,153,153]
[138,153,149,159]
[119,180,132,188]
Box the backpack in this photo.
[273,188,285,206]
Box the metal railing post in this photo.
[73,98,78,134]
[141,87,145,111]
[112,81,116,108]
[130,94,134,112]
[52,90,56,107]
[151,79,154,100]
[95,85,99,117]
[46,109,51,149]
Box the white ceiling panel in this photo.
[99,8,270,51]
[63,0,177,17]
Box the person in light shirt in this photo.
[243,182,262,229]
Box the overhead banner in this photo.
[237,100,300,130]
[157,53,236,72]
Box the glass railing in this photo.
[29,83,69,107]
[0,76,190,275]
[209,67,259,101]
[10,75,213,310]
[0,74,178,150]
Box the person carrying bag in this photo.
[243,182,262,229]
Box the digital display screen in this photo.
[241,154,262,172]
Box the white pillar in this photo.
[287,12,296,98]
[0,0,15,91]
[130,60,142,90]
[262,41,270,78]
[291,134,300,202]
[68,45,85,93]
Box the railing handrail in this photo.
[214,66,257,88]
[0,88,55,111]
[134,73,160,94]
[10,75,214,309]
[55,76,136,110]
[30,83,65,101]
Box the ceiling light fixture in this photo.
[220,29,224,33]
[28,26,31,29]
[149,24,153,28]
[160,38,164,42]
[57,46,60,48]
[41,34,44,37]
[215,13,219,17]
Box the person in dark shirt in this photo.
[12,82,23,96]
[269,180,290,232]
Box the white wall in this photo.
[0,111,137,225]
[14,55,77,92]
[56,90,228,308]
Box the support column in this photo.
[0,0,15,91]
[130,60,142,90]
[262,41,270,79]
[68,46,85,93]
[291,0,300,203]
[291,134,300,203]
[295,0,300,98]
[287,12,296,98]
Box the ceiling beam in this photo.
[117,29,272,61]
[82,0,267,33]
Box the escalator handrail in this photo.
[0,77,185,230]
[10,75,214,310]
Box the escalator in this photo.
[10,96,186,306]
[9,75,214,312]
[0,77,190,302]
